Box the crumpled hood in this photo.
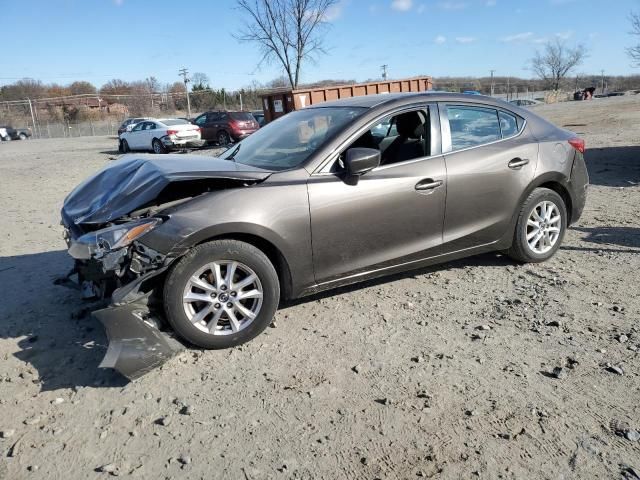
[61,154,271,226]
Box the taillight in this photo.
[568,137,585,153]
[166,129,179,136]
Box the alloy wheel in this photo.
[526,200,561,254]
[182,260,264,336]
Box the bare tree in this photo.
[530,39,586,91]
[191,72,210,89]
[235,0,338,89]
[628,12,640,66]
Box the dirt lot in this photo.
[0,96,639,479]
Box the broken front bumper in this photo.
[62,230,185,380]
[94,300,184,380]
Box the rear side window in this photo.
[447,106,501,151]
[499,111,519,138]
[162,119,189,126]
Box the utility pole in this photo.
[179,67,191,119]
[27,99,37,138]
[506,76,510,101]
[381,64,388,81]
[600,70,605,95]
[490,70,495,96]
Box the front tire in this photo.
[152,138,166,154]
[507,187,567,263]
[163,240,280,349]
[18,133,27,140]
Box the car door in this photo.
[307,104,447,285]
[194,114,212,141]
[127,122,146,149]
[145,121,161,149]
[214,113,229,137]
[440,103,538,251]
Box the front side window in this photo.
[220,106,366,171]
[323,108,430,173]
[447,106,501,151]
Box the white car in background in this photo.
[119,119,205,154]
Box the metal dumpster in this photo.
[260,76,433,123]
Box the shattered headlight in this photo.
[68,218,162,260]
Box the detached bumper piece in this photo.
[94,302,184,380]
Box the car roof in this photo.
[308,91,516,110]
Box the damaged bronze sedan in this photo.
[61,93,588,379]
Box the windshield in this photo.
[220,107,366,171]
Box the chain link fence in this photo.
[0,89,262,140]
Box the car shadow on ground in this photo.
[585,145,640,187]
[284,252,514,307]
[563,227,640,253]
[0,250,127,391]
[3,226,636,391]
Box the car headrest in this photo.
[395,112,424,139]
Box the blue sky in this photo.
[1,0,638,89]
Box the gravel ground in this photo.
[0,96,639,479]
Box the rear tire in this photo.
[217,130,231,146]
[121,139,130,153]
[163,240,280,349]
[507,188,567,263]
[18,133,27,140]
[152,138,166,154]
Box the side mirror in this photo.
[344,148,380,176]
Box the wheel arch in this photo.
[500,172,573,248]
[193,231,294,301]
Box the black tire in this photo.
[152,138,166,154]
[121,139,130,153]
[164,240,280,349]
[217,130,231,146]
[18,133,27,140]
[507,187,567,263]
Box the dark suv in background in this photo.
[192,111,259,145]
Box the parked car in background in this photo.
[251,110,266,127]
[119,119,204,154]
[117,117,152,136]
[0,125,32,140]
[62,92,588,378]
[0,127,9,141]
[508,99,542,107]
[192,111,260,145]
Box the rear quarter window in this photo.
[498,111,520,138]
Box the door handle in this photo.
[415,179,443,191]
[508,158,529,169]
